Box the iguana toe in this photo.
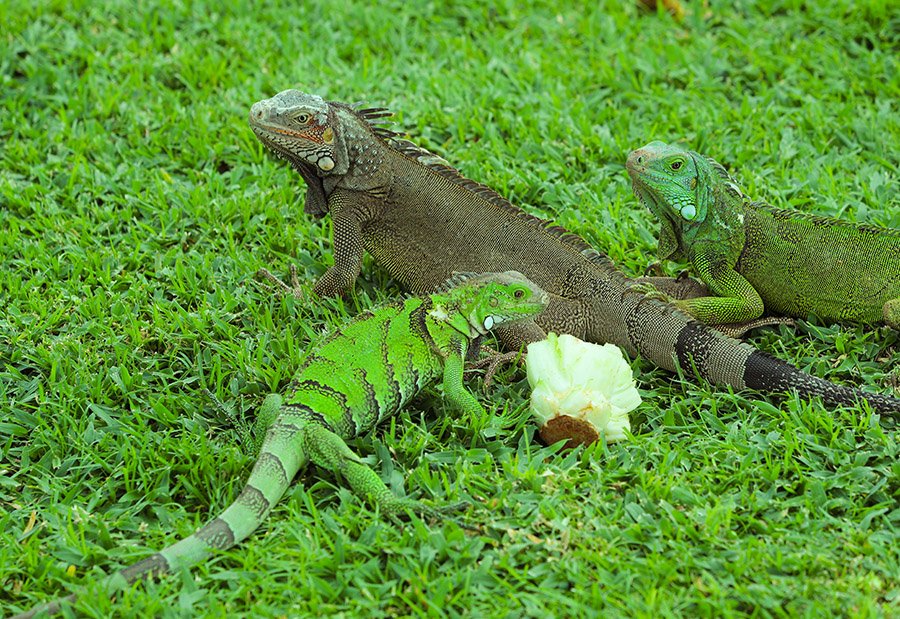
[883,299,900,330]
[465,348,524,391]
[256,264,306,300]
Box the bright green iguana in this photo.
[248,90,900,414]
[11,271,548,619]
[626,140,900,329]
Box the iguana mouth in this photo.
[625,148,649,176]
[250,124,335,173]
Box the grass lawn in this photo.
[2,0,898,616]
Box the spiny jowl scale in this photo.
[10,271,549,619]
[626,140,900,330]
[248,89,900,415]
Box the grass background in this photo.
[2,0,898,616]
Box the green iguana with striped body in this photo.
[247,90,900,414]
[626,140,900,329]
[11,271,548,619]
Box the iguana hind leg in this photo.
[883,298,900,330]
[303,423,464,519]
[713,316,796,338]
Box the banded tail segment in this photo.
[10,397,308,619]
[742,350,900,414]
[667,320,899,415]
[595,290,900,416]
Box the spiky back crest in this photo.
[702,155,747,201]
[336,102,613,268]
[702,154,900,237]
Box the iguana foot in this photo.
[633,275,711,301]
[465,346,524,391]
[256,264,305,300]
[642,261,667,277]
[621,280,673,302]
[713,316,796,339]
[883,299,900,331]
[388,498,475,530]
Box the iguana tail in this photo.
[741,348,899,415]
[588,272,900,417]
[11,397,307,619]
[642,315,900,416]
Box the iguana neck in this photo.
[319,106,397,197]
[679,161,747,258]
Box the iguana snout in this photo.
[625,140,669,176]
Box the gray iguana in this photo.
[626,140,900,329]
[10,271,548,618]
[247,90,900,415]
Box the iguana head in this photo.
[626,141,719,260]
[250,90,353,217]
[250,90,347,174]
[435,271,549,337]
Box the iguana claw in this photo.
[643,261,667,277]
[465,346,525,391]
[256,264,306,300]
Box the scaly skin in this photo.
[247,90,900,415]
[626,141,900,329]
[10,271,548,619]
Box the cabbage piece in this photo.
[526,333,641,446]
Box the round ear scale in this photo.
[483,315,495,330]
[680,204,697,220]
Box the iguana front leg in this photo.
[677,253,765,325]
[258,192,369,299]
[314,194,367,296]
[441,340,489,417]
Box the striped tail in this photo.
[667,321,900,416]
[593,280,900,416]
[742,349,900,416]
[11,411,308,619]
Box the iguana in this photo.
[10,271,548,619]
[626,140,900,329]
[247,90,900,414]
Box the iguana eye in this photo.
[514,289,525,299]
[671,160,683,171]
[294,113,310,124]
